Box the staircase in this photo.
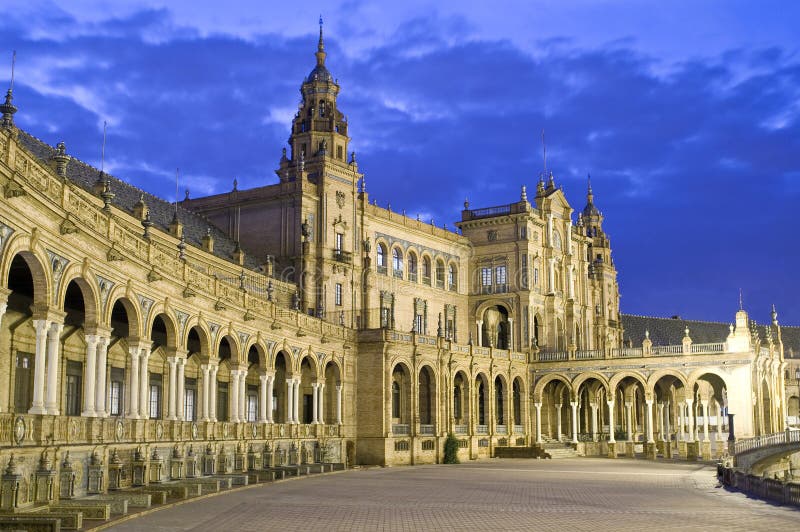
[538,437,581,459]
[493,437,581,459]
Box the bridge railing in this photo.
[733,429,800,455]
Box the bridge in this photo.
[719,429,800,507]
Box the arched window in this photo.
[377,243,387,272]
[392,381,400,418]
[408,252,418,281]
[319,100,326,117]
[448,264,457,291]
[435,259,445,288]
[392,248,403,278]
[552,229,562,250]
[422,257,431,285]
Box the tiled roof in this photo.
[17,130,263,271]
[621,314,731,346]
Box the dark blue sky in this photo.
[2,1,798,324]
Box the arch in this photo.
[532,313,542,347]
[376,241,388,271]
[453,370,470,426]
[421,254,432,284]
[571,372,610,396]
[148,311,179,351]
[391,363,412,426]
[434,258,445,288]
[474,372,489,426]
[3,249,50,308]
[646,370,688,395]
[686,368,731,392]
[407,250,418,281]
[299,355,318,423]
[57,269,100,329]
[533,373,572,400]
[447,262,457,291]
[494,374,508,426]
[243,338,268,369]
[609,371,647,392]
[298,353,319,379]
[418,365,436,425]
[273,351,291,423]
[105,287,142,338]
[391,246,403,277]
[183,320,212,360]
[217,334,240,364]
[323,361,341,424]
[512,376,524,426]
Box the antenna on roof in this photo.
[175,167,179,214]
[100,120,107,173]
[9,50,15,92]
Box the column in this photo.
[82,334,99,416]
[645,400,655,443]
[229,370,239,422]
[590,403,598,441]
[127,347,140,418]
[311,383,319,424]
[166,357,177,420]
[209,365,218,421]
[176,358,185,420]
[258,373,268,423]
[336,384,342,424]
[570,401,578,444]
[607,400,616,443]
[318,382,325,424]
[95,336,109,416]
[239,371,247,422]
[702,400,710,442]
[266,374,275,423]
[568,265,575,299]
[658,403,665,441]
[29,320,49,414]
[285,377,294,423]
[534,402,543,443]
[625,402,633,441]
[139,349,150,419]
[548,258,555,293]
[476,320,483,347]
[507,318,514,351]
[555,404,562,441]
[293,379,301,424]
[200,365,210,421]
[44,322,63,415]
[686,399,695,441]
[715,401,723,441]
[664,402,671,443]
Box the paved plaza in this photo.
[108,459,799,531]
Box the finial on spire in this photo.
[316,16,326,66]
[1,50,18,128]
[587,173,594,203]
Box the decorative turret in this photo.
[0,52,17,129]
[52,141,70,178]
[582,174,603,233]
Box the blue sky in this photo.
[2,1,799,324]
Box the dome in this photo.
[583,202,601,218]
[306,64,333,83]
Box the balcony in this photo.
[476,424,488,435]
[419,424,435,435]
[392,424,410,435]
[409,272,417,282]
[495,424,508,434]
[332,249,352,264]
[377,265,387,275]
[454,424,468,435]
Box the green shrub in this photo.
[443,433,460,464]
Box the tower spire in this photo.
[1,51,18,128]
[587,173,594,204]
[316,16,326,66]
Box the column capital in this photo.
[31,305,66,323]
[260,370,275,378]
[606,399,615,406]
[645,399,654,406]
[685,398,694,406]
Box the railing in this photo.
[513,425,524,434]
[610,347,643,358]
[332,249,352,264]
[465,205,512,219]
[393,269,403,279]
[539,351,568,362]
[734,430,800,455]
[691,342,725,354]
[652,344,684,355]
[495,424,507,434]
[419,424,435,435]
[476,424,488,435]
[392,424,410,435]
[409,272,417,282]
[377,265,387,275]
[454,424,468,435]
[575,349,603,360]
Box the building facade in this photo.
[0,26,792,505]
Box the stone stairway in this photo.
[539,437,581,459]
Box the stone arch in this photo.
[273,350,291,423]
[243,338,268,370]
[390,245,404,277]
[299,354,319,423]
[57,268,100,329]
[418,364,437,426]
[323,360,342,424]
[447,261,458,290]
[609,371,648,393]
[452,369,470,426]
[646,370,688,395]
[183,319,212,360]
[474,372,490,426]
[107,295,140,341]
[147,310,179,351]
[216,333,240,365]
[512,376,525,426]
[571,372,610,397]
[391,361,412,426]
[420,253,432,284]
[375,239,389,272]
[533,373,572,401]
[2,246,51,308]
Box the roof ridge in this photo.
[621,312,731,325]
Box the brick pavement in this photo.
[107,459,799,531]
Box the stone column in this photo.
[29,319,49,415]
[208,365,218,421]
[702,400,710,442]
[570,401,579,443]
[311,383,319,424]
[166,357,178,420]
[677,403,684,440]
[568,265,575,299]
[686,399,695,441]
[266,374,275,423]
[645,400,655,443]
[138,349,150,419]
[318,383,325,424]
[555,404,562,441]
[507,318,514,351]
[664,402,671,442]
[715,401,723,441]
[548,258,555,293]
[336,384,342,424]
[590,403,598,441]
[476,320,483,347]
[95,336,109,416]
[534,402,543,443]
[285,377,294,423]
[44,322,64,415]
[607,400,616,443]
[230,370,240,422]
[625,402,633,441]
[240,371,247,422]
[293,379,301,424]
[127,346,140,418]
[199,365,209,421]
[82,334,99,416]
[258,373,268,422]
[658,403,665,441]
[176,358,185,420]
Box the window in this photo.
[392,248,403,278]
[337,145,343,160]
[534,267,539,287]
[392,381,400,418]
[149,384,161,419]
[184,388,196,421]
[247,392,258,422]
[414,314,424,334]
[217,382,229,422]
[552,229,562,250]
[495,265,507,287]
[453,386,462,419]
[335,232,343,251]
[381,307,391,328]
[335,283,343,306]
[448,264,457,291]
[422,257,431,284]
[408,252,418,282]
[435,260,445,288]
[377,244,387,273]
[521,255,528,289]
[319,100,326,117]
[109,367,124,416]
[14,352,33,412]
[481,267,492,287]
[65,361,82,417]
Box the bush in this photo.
[443,433,460,464]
